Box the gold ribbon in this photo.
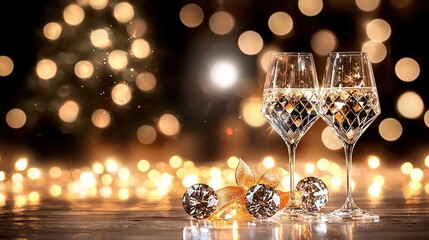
[209,158,289,221]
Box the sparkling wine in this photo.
[261,88,319,144]
[319,87,380,144]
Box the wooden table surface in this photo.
[1,191,428,240]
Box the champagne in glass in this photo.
[261,52,320,219]
[319,51,381,221]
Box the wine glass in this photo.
[261,52,320,219]
[319,51,381,221]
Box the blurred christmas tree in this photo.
[4,0,176,164]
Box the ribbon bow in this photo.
[209,158,289,221]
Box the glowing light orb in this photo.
[240,97,266,127]
[425,110,429,128]
[268,12,293,36]
[15,158,28,171]
[238,30,264,55]
[136,72,156,92]
[311,29,337,56]
[74,60,94,79]
[43,22,62,40]
[89,0,108,10]
[401,162,413,175]
[27,168,41,180]
[50,185,62,197]
[368,156,380,169]
[410,168,424,182]
[114,2,135,23]
[6,108,26,129]
[259,48,280,72]
[209,11,235,35]
[262,156,275,169]
[362,40,387,63]
[169,156,183,168]
[111,83,132,105]
[136,125,157,144]
[321,126,342,150]
[90,29,111,49]
[91,109,111,128]
[108,50,128,71]
[49,167,62,179]
[0,55,14,77]
[396,91,424,119]
[180,3,204,28]
[63,4,85,26]
[210,61,238,89]
[356,0,381,11]
[366,18,391,42]
[58,100,80,123]
[131,38,151,59]
[298,0,323,16]
[137,160,150,172]
[378,118,402,141]
[127,18,147,38]
[158,114,180,136]
[36,59,57,80]
[395,57,420,82]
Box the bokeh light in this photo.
[127,18,147,38]
[238,31,264,55]
[366,19,391,42]
[158,114,180,136]
[368,156,380,169]
[113,2,134,23]
[321,126,342,150]
[378,118,403,141]
[136,125,157,144]
[396,91,424,119]
[63,4,85,26]
[401,162,413,175]
[240,97,266,128]
[180,4,204,28]
[130,38,151,59]
[36,59,57,80]
[311,29,337,56]
[74,60,94,79]
[108,50,128,71]
[111,83,132,106]
[43,22,62,40]
[58,100,80,123]
[90,29,111,49]
[6,108,26,129]
[209,11,235,35]
[395,57,420,82]
[356,0,381,11]
[136,72,156,92]
[91,109,111,128]
[362,40,387,63]
[298,0,323,16]
[424,110,429,128]
[88,0,108,10]
[210,61,238,89]
[268,12,293,36]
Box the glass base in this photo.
[321,205,380,222]
[276,207,322,221]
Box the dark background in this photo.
[0,0,428,167]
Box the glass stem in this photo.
[343,142,356,209]
[287,142,299,207]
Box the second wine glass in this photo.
[319,51,381,222]
[261,52,320,219]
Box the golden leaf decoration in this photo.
[235,158,255,188]
[208,158,289,221]
[257,166,288,188]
